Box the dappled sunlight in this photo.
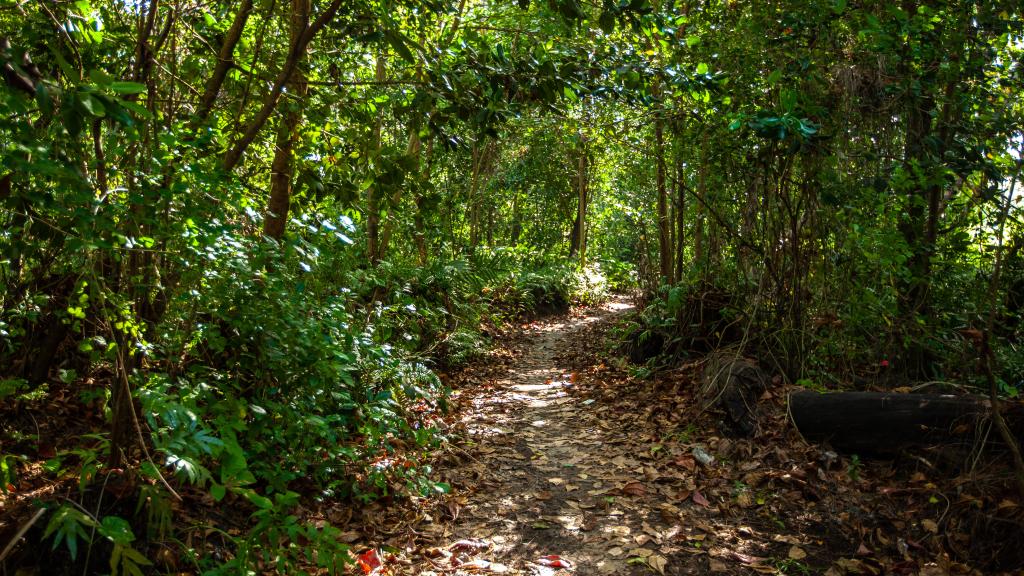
[603,300,635,312]
[405,295,885,575]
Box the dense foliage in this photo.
[1,0,1022,572]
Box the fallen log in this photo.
[789,391,1024,454]
[702,350,768,435]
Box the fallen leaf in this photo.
[788,546,807,560]
[692,490,710,508]
[356,549,382,574]
[921,519,938,534]
[835,558,866,572]
[450,539,489,553]
[736,491,754,508]
[628,548,654,559]
[675,456,697,471]
[338,530,361,543]
[536,554,573,568]
[623,481,646,496]
[649,554,668,574]
[460,558,508,572]
[709,559,728,572]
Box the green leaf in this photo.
[110,81,147,94]
[98,515,136,545]
[696,62,709,75]
[78,92,106,117]
[686,35,701,46]
[385,30,415,64]
[237,487,274,509]
[89,69,114,85]
[51,49,79,81]
[210,483,227,501]
[43,505,94,560]
[117,99,152,119]
[781,88,797,112]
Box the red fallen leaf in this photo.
[537,555,573,568]
[692,490,711,508]
[356,549,382,574]
[622,481,646,496]
[449,539,489,553]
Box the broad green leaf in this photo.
[78,92,106,117]
[99,515,136,544]
[110,81,147,94]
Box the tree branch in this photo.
[195,0,253,121]
[222,0,345,171]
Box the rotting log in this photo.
[789,391,1024,454]
[702,350,768,435]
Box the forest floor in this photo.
[4,297,1020,575]
[347,296,1022,576]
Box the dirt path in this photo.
[365,297,1017,575]
[414,298,687,575]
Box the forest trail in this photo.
[413,298,690,576]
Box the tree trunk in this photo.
[674,145,685,281]
[366,52,386,263]
[377,114,422,259]
[655,116,673,282]
[262,0,309,240]
[569,134,588,265]
[467,140,494,253]
[693,134,707,270]
[412,138,433,265]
